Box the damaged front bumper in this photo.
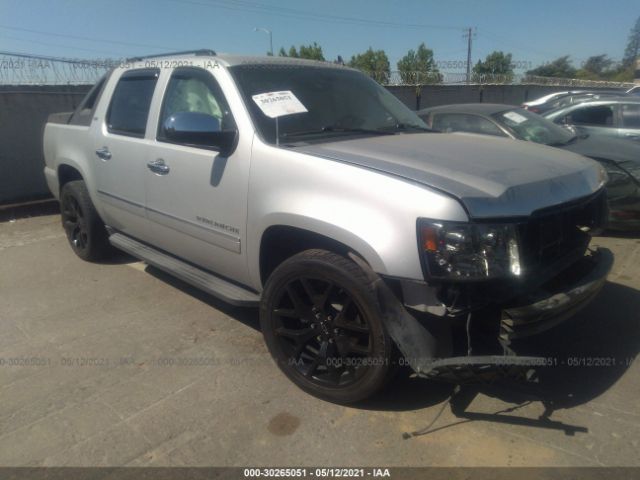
[499,247,613,341]
[379,248,613,382]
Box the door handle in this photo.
[95,147,112,161]
[147,159,170,175]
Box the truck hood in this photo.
[296,133,605,218]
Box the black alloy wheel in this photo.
[61,192,89,251]
[60,180,111,261]
[260,249,395,403]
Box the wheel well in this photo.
[259,226,360,285]
[58,164,83,188]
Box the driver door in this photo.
[144,66,251,284]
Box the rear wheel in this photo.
[60,180,111,261]
[260,249,395,404]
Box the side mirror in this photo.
[162,111,237,156]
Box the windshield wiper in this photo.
[281,125,397,138]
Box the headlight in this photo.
[597,164,609,188]
[418,219,522,280]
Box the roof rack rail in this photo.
[126,49,217,62]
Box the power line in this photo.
[434,48,469,56]
[0,50,105,64]
[477,30,557,58]
[0,1,466,62]
[164,0,464,30]
[0,24,175,51]
[0,33,125,57]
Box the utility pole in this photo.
[464,27,473,84]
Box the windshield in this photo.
[230,64,429,144]
[492,107,575,146]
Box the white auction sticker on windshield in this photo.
[251,91,308,118]
[503,111,527,124]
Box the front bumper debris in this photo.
[418,355,545,383]
[500,247,613,341]
[412,248,613,382]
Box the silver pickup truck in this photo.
[43,50,612,403]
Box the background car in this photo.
[418,103,640,230]
[627,85,640,96]
[522,90,624,114]
[543,96,640,142]
[522,91,584,114]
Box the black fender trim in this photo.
[348,252,444,374]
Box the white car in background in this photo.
[522,91,577,113]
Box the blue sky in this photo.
[0,0,637,72]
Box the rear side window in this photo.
[432,113,505,136]
[107,69,159,137]
[69,73,109,126]
[621,104,640,128]
[568,105,615,127]
[83,77,106,111]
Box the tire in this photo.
[260,249,395,404]
[60,180,111,261]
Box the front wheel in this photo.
[260,249,395,404]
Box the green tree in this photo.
[576,54,615,79]
[396,43,441,84]
[623,15,640,68]
[298,42,325,61]
[526,55,577,78]
[277,43,325,61]
[609,64,635,82]
[348,47,390,83]
[472,51,514,81]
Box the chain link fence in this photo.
[518,74,635,88]
[0,52,116,85]
[378,71,635,88]
[1,51,635,89]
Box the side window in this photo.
[465,115,505,136]
[69,74,109,126]
[80,77,106,110]
[550,96,571,109]
[158,67,235,143]
[83,77,106,111]
[106,69,159,137]
[432,113,466,132]
[568,105,615,127]
[621,104,640,128]
[432,113,505,136]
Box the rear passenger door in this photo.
[93,68,159,241]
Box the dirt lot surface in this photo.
[1,213,639,466]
